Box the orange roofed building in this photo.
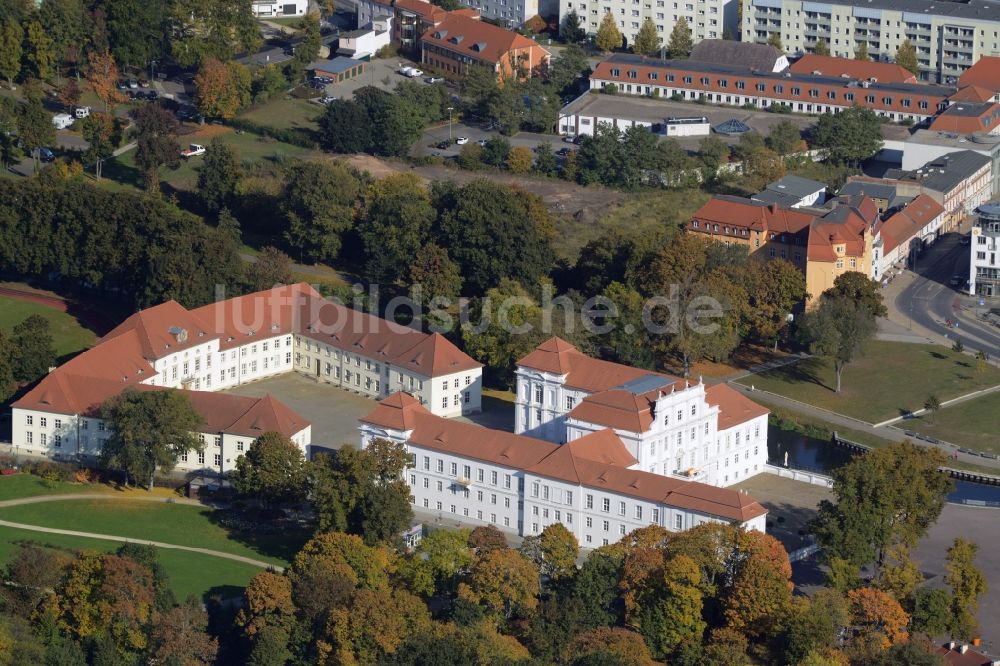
[12,283,482,472]
[687,194,878,304]
[360,391,768,545]
[513,338,770,488]
[787,54,918,85]
[420,13,549,80]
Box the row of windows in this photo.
[25,415,105,431]
[419,457,519,489]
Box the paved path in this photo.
[0,493,283,572]
[238,252,352,284]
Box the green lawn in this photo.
[735,341,1000,423]
[0,499,309,568]
[103,128,313,193]
[0,526,264,601]
[0,296,96,358]
[905,390,1000,454]
[239,97,322,133]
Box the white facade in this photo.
[562,0,739,48]
[971,205,1000,297]
[664,117,711,136]
[252,0,308,18]
[461,0,551,28]
[338,16,393,59]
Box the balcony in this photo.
[669,467,707,482]
[456,476,473,487]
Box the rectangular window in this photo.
[619,501,626,516]
[674,514,683,530]
[635,505,643,520]
[586,494,593,509]
[491,471,498,485]
[602,498,610,512]
[450,462,457,475]
[532,482,540,497]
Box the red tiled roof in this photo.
[929,102,1000,134]
[690,196,814,235]
[394,0,446,19]
[876,194,945,255]
[102,301,213,361]
[421,13,543,66]
[949,85,996,103]
[567,389,659,433]
[958,56,1000,93]
[518,337,676,392]
[705,384,769,431]
[134,387,310,438]
[935,643,992,666]
[362,394,768,522]
[788,54,917,84]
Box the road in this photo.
[0,493,283,571]
[892,231,1000,357]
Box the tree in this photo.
[80,112,123,180]
[798,294,877,393]
[11,314,56,383]
[782,589,850,665]
[0,544,69,618]
[282,160,365,264]
[133,103,180,193]
[814,38,830,56]
[923,394,941,421]
[195,58,251,120]
[814,105,883,165]
[24,21,56,80]
[911,587,952,637]
[459,547,540,621]
[698,134,729,169]
[878,544,922,608]
[168,0,261,69]
[561,9,586,43]
[409,244,462,305]
[895,39,919,75]
[237,571,296,643]
[595,12,623,53]
[99,388,204,488]
[847,587,909,650]
[58,78,81,110]
[534,143,558,176]
[322,587,432,664]
[358,173,434,284]
[855,40,870,61]
[16,96,56,168]
[246,246,293,292]
[767,119,804,155]
[824,271,888,317]
[571,627,655,666]
[506,146,533,173]
[640,555,706,658]
[952,337,964,353]
[811,441,952,573]
[468,525,509,554]
[742,259,807,348]
[461,279,543,387]
[872,640,946,666]
[945,537,987,640]
[231,431,308,509]
[197,138,241,212]
[104,0,169,70]
[319,99,371,153]
[721,530,793,639]
[87,50,125,113]
[767,31,783,51]
[667,18,693,58]
[521,522,579,582]
[148,598,219,665]
[633,18,662,56]
[0,20,23,88]
[399,528,473,597]
[481,135,511,166]
[743,147,786,188]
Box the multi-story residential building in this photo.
[11,283,482,466]
[589,54,951,122]
[513,338,770,488]
[740,0,1000,83]
[560,0,739,49]
[752,175,827,209]
[971,203,1000,297]
[252,0,308,18]
[688,194,878,303]
[421,13,550,80]
[871,193,946,280]
[359,392,769,545]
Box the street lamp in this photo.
[447,106,454,142]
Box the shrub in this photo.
[228,118,317,149]
[506,146,533,174]
[602,83,618,95]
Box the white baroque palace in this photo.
[11,283,482,474]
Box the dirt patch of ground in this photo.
[0,282,120,335]
[341,155,626,220]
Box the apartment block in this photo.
[561,0,739,49]
[741,0,1000,83]
[971,203,1000,296]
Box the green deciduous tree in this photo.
[895,39,919,75]
[461,279,543,387]
[0,20,23,88]
[133,103,180,193]
[80,112,123,180]
[813,39,830,56]
[11,313,56,383]
[911,587,952,637]
[633,18,662,56]
[24,21,56,80]
[281,160,366,264]
[811,441,952,574]
[246,246,293,292]
[798,293,878,393]
[197,138,241,212]
[767,31,782,51]
[824,270,888,317]
[561,9,586,43]
[668,17,693,58]
[357,173,434,285]
[521,522,579,583]
[766,119,804,155]
[99,388,204,488]
[595,12,623,53]
[194,58,251,119]
[167,0,261,69]
[16,95,55,168]
[945,537,987,640]
[855,40,870,61]
[459,547,540,622]
[231,431,308,509]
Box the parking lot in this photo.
[315,56,436,101]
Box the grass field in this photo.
[905,390,1000,453]
[239,97,322,133]
[0,475,185,502]
[0,498,309,567]
[0,297,96,358]
[735,342,1000,423]
[0,526,265,601]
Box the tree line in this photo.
[0,313,56,402]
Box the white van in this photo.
[74,106,91,119]
[52,113,74,130]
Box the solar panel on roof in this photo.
[614,375,673,394]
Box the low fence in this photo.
[788,543,820,563]
[831,434,1000,488]
[764,463,833,488]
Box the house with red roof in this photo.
[420,12,549,81]
[872,193,946,279]
[513,338,770,488]
[12,283,482,473]
[359,391,768,545]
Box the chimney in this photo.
[768,203,778,214]
[959,645,969,654]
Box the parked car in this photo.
[950,274,963,286]
[128,79,139,89]
[562,135,577,143]
[398,66,415,76]
[455,137,469,145]
[476,139,488,147]
[52,113,74,130]
[436,141,450,149]
[960,236,971,245]
[308,80,326,90]
[74,106,91,119]
[37,147,55,162]
[117,80,129,90]
[425,76,443,83]
[319,95,338,104]
[139,79,150,88]
[181,144,206,158]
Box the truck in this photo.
[52,113,74,130]
[181,144,206,158]
[74,106,91,119]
